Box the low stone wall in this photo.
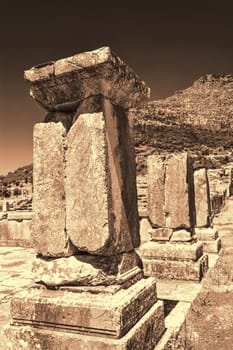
[0,211,32,247]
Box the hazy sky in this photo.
[0,0,233,174]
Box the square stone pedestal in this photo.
[195,227,221,253]
[5,278,165,350]
[138,242,209,281]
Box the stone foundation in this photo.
[5,301,165,350]
[195,227,221,253]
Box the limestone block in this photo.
[32,252,140,287]
[148,153,195,229]
[147,155,166,227]
[150,227,173,241]
[170,229,192,242]
[65,100,139,255]
[138,241,203,261]
[164,153,194,228]
[0,219,10,240]
[8,220,31,240]
[32,122,74,257]
[195,227,218,241]
[140,218,152,243]
[202,238,221,253]
[142,254,208,281]
[24,47,150,112]
[7,211,32,221]
[194,168,211,227]
[10,278,159,339]
[5,301,164,350]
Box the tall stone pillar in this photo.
[194,168,221,253]
[5,47,165,349]
[138,153,208,281]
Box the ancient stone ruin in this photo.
[138,153,208,281]
[5,47,165,349]
[194,167,221,253]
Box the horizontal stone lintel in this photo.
[24,47,150,111]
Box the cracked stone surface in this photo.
[24,46,150,112]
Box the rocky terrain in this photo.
[0,165,32,210]
[132,74,233,173]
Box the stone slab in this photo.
[10,277,157,339]
[65,101,139,255]
[164,153,194,228]
[156,280,202,302]
[0,220,10,240]
[195,227,218,241]
[24,47,150,112]
[7,211,32,221]
[32,253,141,287]
[5,301,164,350]
[138,241,203,261]
[156,301,191,350]
[194,168,211,227]
[202,238,221,253]
[170,229,192,242]
[138,209,148,218]
[148,153,195,229]
[150,228,173,241]
[32,122,74,257]
[139,218,152,243]
[147,155,166,227]
[142,254,208,281]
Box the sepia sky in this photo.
[0,0,233,174]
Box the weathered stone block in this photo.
[5,301,164,350]
[140,218,152,243]
[202,237,221,253]
[8,220,31,240]
[7,211,32,221]
[170,229,192,242]
[194,168,211,227]
[148,153,195,229]
[32,252,141,287]
[150,227,173,241]
[138,241,203,261]
[142,254,208,281]
[195,227,218,241]
[65,100,139,255]
[32,122,74,257]
[10,278,158,339]
[147,156,166,227]
[24,47,150,112]
[0,219,10,240]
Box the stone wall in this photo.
[0,211,32,247]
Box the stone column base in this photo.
[202,237,221,253]
[5,277,165,349]
[195,227,221,253]
[5,300,164,350]
[141,254,208,281]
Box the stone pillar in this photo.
[138,153,208,281]
[194,168,221,253]
[5,47,165,349]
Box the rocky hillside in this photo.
[0,164,33,186]
[132,74,233,173]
